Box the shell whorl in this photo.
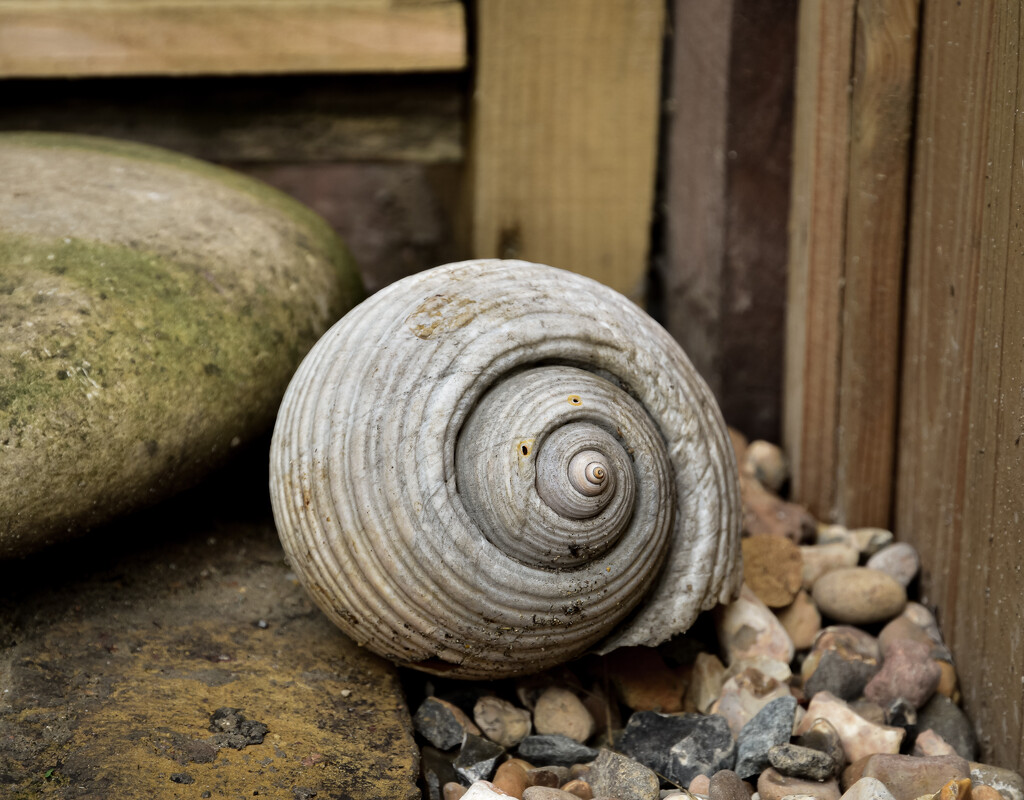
[270,260,741,678]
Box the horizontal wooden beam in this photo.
[0,74,464,163]
[0,0,466,77]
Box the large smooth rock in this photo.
[0,133,361,555]
[0,486,418,799]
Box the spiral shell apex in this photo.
[269,260,741,678]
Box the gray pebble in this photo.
[518,734,599,767]
[667,714,737,785]
[587,749,660,800]
[917,694,978,761]
[794,717,844,774]
[735,696,798,779]
[971,762,1024,800]
[767,743,835,781]
[415,697,479,751]
[866,542,921,587]
[453,733,504,783]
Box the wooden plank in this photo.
[661,0,797,442]
[896,1,1024,770]
[0,0,466,77]
[783,0,856,520]
[465,0,664,302]
[0,74,463,163]
[834,0,919,526]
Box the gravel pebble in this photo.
[756,767,841,800]
[475,696,533,748]
[492,761,530,797]
[912,730,957,758]
[864,639,941,709]
[709,769,753,800]
[794,692,904,763]
[667,713,737,785]
[454,733,505,784]
[851,754,969,800]
[775,591,822,651]
[687,653,728,714]
[717,584,795,665]
[534,688,595,744]
[840,777,897,800]
[768,743,836,782]
[970,763,1024,800]
[743,440,789,492]
[866,543,921,587]
[800,543,861,590]
[812,568,907,626]
[518,735,598,767]
[560,778,593,799]
[710,667,792,737]
[416,697,483,750]
[587,749,660,800]
[742,536,804,608]
[735,696,798,779]
[523,788,579,800]
[795,717,845,776]
[917,695,978,761]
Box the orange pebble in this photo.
[443,782,468,800]
[493,761,530,799]
[560,778,593,799]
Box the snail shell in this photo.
[270,260,740,678]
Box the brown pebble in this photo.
[475,696,533,748]
[560,779,593,799]
[775,590,822,650]
[914,729,959,758]
[742,535,804,608]
[534,688,595,743]
[604,646,686,712]
[971,786,1004,800]
[854,753,970,800]
[444,782,469,800]
[569,764,591,780]
[864,638,942,709]
[529,768,569,788]
[689,774,711,795]
[812,567,907,625]
[710,769,754,800]
[933,778,972,800]
[741,474,817,542]
[493,761,530,798]
[757,766,840,800]
[505,758,536,772]
[936,661,960,702]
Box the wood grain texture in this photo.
[661,0,796,442]
[896,1,1024,770]
[783,0,856,520]
[465,0,665,302]
[834,0,919,526]
[0,74,463,163]
[0,0,466,76]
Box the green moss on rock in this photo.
[0,134,363,555]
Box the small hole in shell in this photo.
[519,441,531,457]
[568,394,582,405]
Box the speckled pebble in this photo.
[587,749,660,800]
[523,787,579,800]
[864,638,941,709]
[812,568,907,626]
[866,543,921,587]
[742,535,804,608]
[717,584,795,665]
[768,743,837,782]
[475,696,533,748]
[534,688,595,744]
[710,769,753,800]
[735,696,798,779]
[756,767,841,800]
[971,762,1024,800]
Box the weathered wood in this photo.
[0,0,466,77]
[0,75,463,163]
[783,0,856,520]
[661,0,797,442]
[834,0,919,526]
[896,1,1024,770]
[465,0,664,302]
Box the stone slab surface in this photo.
[0,474,419,800]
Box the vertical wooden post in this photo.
[662,0,797,442]
[784,0,919,524]
[783,0,857,521]
[897,1,1024,770]
[465,0,665,302]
